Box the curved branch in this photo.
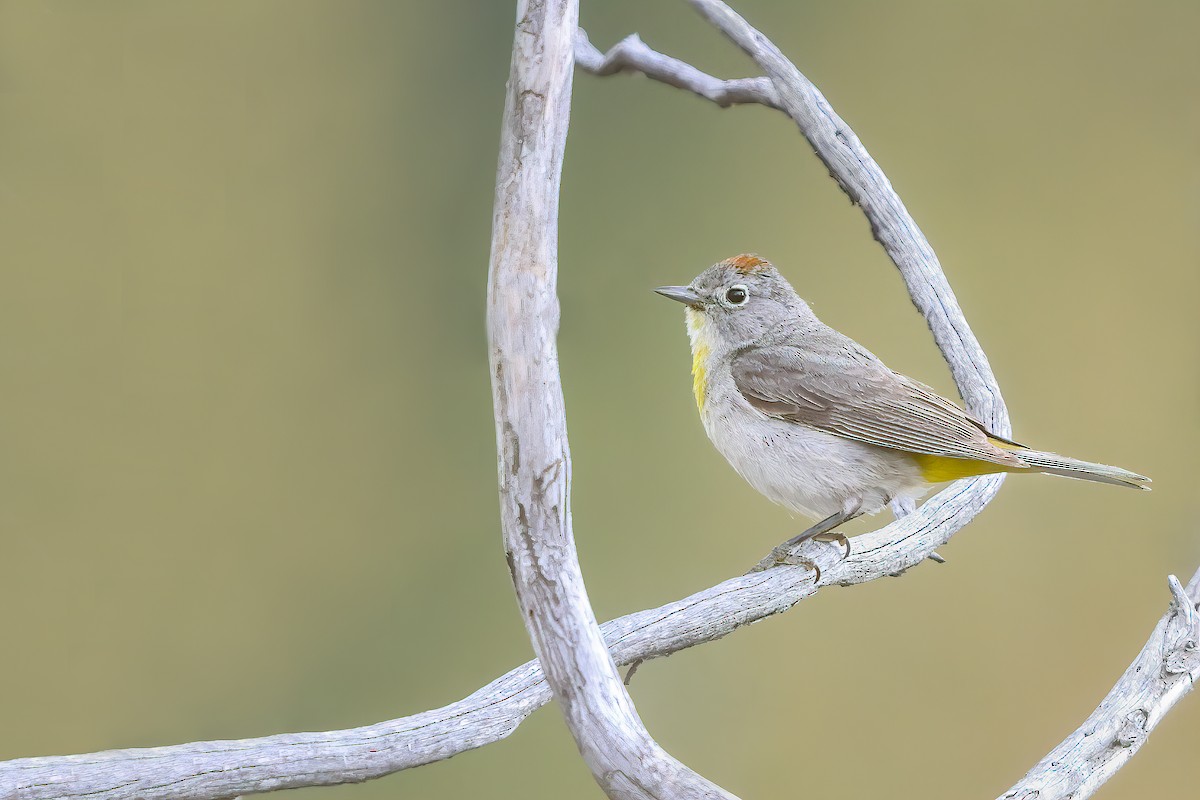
[4,561,1195,800]
[485,1,732,798]
[0,482,984,800]
[2,3,1187,799]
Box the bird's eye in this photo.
[725,285,749,306]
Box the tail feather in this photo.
[1014,449,1151,491]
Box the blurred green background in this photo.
[1,1,1196,797]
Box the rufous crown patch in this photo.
[721,254,770,273]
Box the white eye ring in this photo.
[724,284,750,306]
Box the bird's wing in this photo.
[730,339,1026,467]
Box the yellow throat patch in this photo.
[691,344,710,412]
[685,307,711,412]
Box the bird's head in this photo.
[655,254,813,352]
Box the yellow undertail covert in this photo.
[910,452,1015,482]
[912,436,1027,483]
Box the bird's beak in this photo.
[654,286,703,307]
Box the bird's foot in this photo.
[813,530,851,558]
[747,509,859,579]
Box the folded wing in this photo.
[730,339,1027,468]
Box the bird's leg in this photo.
[812,498,864,557]
[749,508,860,576]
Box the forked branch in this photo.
[0,2,1190,799]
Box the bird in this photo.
[655,254,1150,571]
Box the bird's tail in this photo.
[1013,449,1151,490]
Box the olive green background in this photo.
[1,1,1196,798]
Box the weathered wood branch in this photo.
[1,2,1189,799]
[3,561,1195,800]
[1001,570,1200,799]
[483,0,732,797]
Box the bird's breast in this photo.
[697,379,929,518]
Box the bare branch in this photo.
[1001,566,1200,800]
[2,3,1189,799]
[0,483,984,800]
[485,1,733,798]
[4,559,1196,800]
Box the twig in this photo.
[573,30,781,109]
[485,1,732,798]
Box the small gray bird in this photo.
[656,254,1149,567]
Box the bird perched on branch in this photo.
[656,254,1149,572]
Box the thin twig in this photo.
[573,30,781,109]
